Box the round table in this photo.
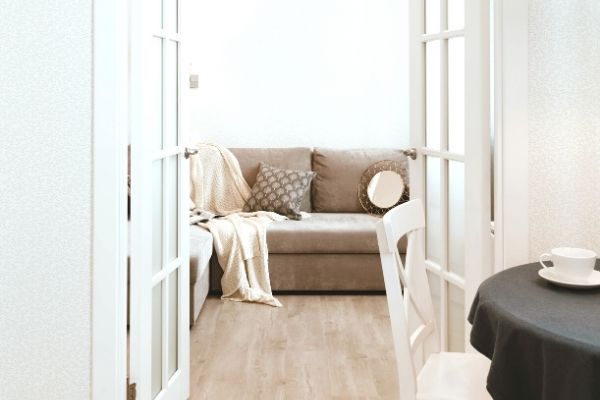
[468,261,600,400]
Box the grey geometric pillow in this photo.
[243,162,316,220]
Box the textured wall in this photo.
[0,1,92,399]
[186,0,409,148]
[528,0,600,259]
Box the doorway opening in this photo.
[93,0,516,398]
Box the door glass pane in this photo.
[426,41,441,150]
[164,40,178,149]
[425,270,441,356]
[151,284,163,398]
[426,157,442,265]
[448,37,465,154]
[151,38,164,152]
[152,0,163,30]
[426,0,440,34]
[426,271,441,334]
[448,161,465,276]
[152,160,163,274]
[164,0,178,33]
[447,283,465,352]
[167,270,179,378]
[166,156,178,263]
[448,0,464,31]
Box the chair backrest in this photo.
[376,199,440,400]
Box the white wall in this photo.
[528,0,600,258]
[187,0,409,148]
[0,1,92,399]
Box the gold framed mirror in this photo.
[358,160,409,215]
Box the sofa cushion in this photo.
[229,148,313,212]
[312,148,410,213]
[266,213,407,254]
[243,162,315,220]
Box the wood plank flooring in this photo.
[190,295,398,400]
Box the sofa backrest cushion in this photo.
[312,148,409,213]
[229,147,313,212]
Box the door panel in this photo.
[447,282,465,351]
[151,285,163,397]
[447,160,465,276]
[448,37,465,154]
[164,0,178,32]
[447,0,465,31]
[425,157,442,265]
[164,41,178,149]
[167,156,179,262]
[409,0,492,352]
[425,0,440,35]
[130,0,189,398]
[425,41,441,150]
[152,160,164,274]
[167,269,179,378]
[151,39,164,151]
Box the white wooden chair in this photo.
[376,199,491,400]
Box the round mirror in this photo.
[358,159,409,215]
[367,171,405,208]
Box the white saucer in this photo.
[538,267,600,289]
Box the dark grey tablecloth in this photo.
[468,261,600,400]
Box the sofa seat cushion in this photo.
[266,212,406,254]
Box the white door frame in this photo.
[91,0,129,399]
[492,0,529,271]
[90,0,529,395]
[464,0,492,317]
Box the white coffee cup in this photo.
[539,247,597,281]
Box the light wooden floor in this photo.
[190,295,399,400]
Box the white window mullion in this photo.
[152,146,184,161]
[152,31,182,42]
[425,261,466,289]
[421,29,464,42]
[421,148,465,162]
[152,258,182,286]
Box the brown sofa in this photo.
[200,147,409,294]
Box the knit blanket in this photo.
[190,143,285,307]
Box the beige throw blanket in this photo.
[190,143,285,307]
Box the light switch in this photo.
[189,74,199,89]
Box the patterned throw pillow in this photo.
[243,163,316,220]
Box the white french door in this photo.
[409,0,493,351]
[130,0,190,398]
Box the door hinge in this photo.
[127,381,137,400]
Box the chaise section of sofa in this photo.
[189,225,213,324]
[205,147,409,293]
[128,223,213,328]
